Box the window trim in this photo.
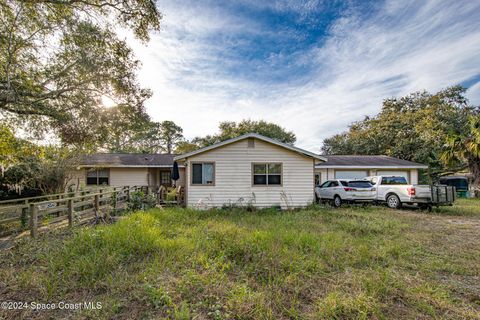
[85,168,110,186]
[251,162,283,187]
[190,161,216,186]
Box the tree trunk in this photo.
[468,158,480,197]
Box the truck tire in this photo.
[333,195,342,208]
[386,194,402,209]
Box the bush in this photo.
[128,191,157,211]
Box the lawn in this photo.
[0,199,479,319]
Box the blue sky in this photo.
[126,0,480,150]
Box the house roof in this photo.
[173,133,327,161]
[79,153,176,168]
[315,155,428,169]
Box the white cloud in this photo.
[467,82,480,105]
[128,0,480,152]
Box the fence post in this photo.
[68,199,74,228]
[94,194,100,213]
[29,204,38,238]
[107,191,116,220]
[21,199,29,229]
[81,190,86,212]
[99,188,103,201]
[126,186,130,201]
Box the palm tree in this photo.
[441,115,480,196]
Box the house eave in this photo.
[77,164,182,169]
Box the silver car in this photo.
[315,179,376,207]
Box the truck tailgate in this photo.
[414,185,432,199]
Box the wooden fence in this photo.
[0,186,150,238]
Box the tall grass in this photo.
[1,200,479,319]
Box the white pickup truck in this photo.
[366,176,455,209]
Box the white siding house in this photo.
[174,133,325,209]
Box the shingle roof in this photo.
[316,155,427,168]
[80,153,175,167]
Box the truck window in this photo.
[381,177,408,185]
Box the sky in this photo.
[126,0,480,151]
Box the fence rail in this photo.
[0,185,150,238]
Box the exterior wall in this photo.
[148,168,158,186]
[327,168,335,180]
[109,168,149,186]
[410,169,418,184]
[176,167,186,187]
[184,139,315,209]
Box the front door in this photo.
[159,170,172,188]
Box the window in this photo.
[191,162,214,185]
[330,181,339,187]
[86,169,109,185]
[320,181,331,188]
[381,176,408,185]
[253,163,282,186]
[160,171,171,185]
[347,181,373,188]
[315,173,321,186]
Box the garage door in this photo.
[377,170,409,182]
[334,170,368,179]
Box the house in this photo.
[173,133,326,208]
[70,153,186,189]
[314,155,428,185]
[71,133,429,208]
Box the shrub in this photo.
[128,191,157,211]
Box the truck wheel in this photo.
[386,194,401,209]
[333,196,342,208]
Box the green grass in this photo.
[1,199,479,319]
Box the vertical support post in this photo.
[29,204,38,238]
[21,199,29,229]
[126,186,130,201]
[81,190,86,212]
[68,199,74,228]
[114,191,118,211]
[94,194,100,213]
[99,188,103,202]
